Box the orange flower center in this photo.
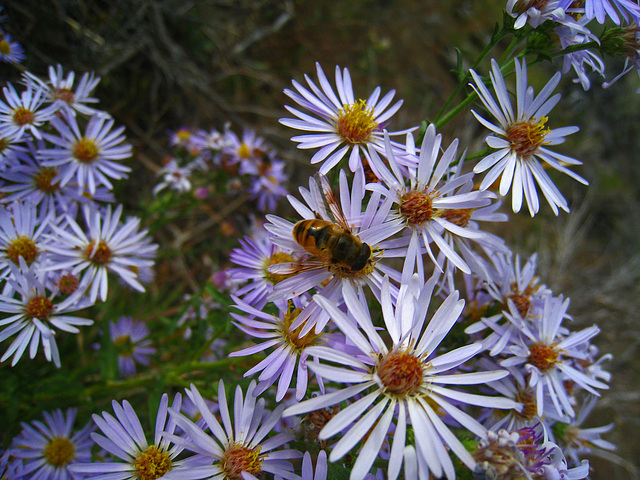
[85,240,112,265]
[400,189,434,225]
[35,167,61,193]
[506,117,550,157]
[440,208,472,227]
[220,443,263,480]
[528,343,559,371]
[12,107,35,126]
[53,88,75,104]
[377,350,424,396]
[25,296,55,321]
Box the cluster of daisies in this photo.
[3,1,633,479]
[0,65,157,368]
[155,125,288,213]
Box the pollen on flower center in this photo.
[377,350,424,396]
[85,240,112,265]
[506,117,550,157]
[7,235,38,265]
[440,208,472,227]
[53,88,75,105]
[44,437,75,467]
[55,273,79,295]
[280,301,321,352]
[237,143,251,159]
[35,167,61,193]
[133,445,172,480]
[25,296,55,321]
[528,343,559,371]
[399,189,434,225]
[264,251,295,284]
[0,40,10,55]
[220,443,263,480]
[12,107,35,126]
[73,138,100,163]
[336,99,378,144]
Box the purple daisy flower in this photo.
[9,408,93,480]
[166,381,302,480]
[109,316,156,377]
[0,32,25,64]
[284,275,518,480]
[39,113,132,195]
[280,62,412,175]
[0,83,56,141]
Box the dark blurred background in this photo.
[2,1,639,478]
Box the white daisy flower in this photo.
[39,113,132,195]
[280,62,411,175]
[284,275,518,480]
[469,58,588,216]
[45,204,157,303]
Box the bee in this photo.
[270,174,373,276]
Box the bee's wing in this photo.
[267,258,327,275]
[315,173,351,231]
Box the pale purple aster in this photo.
[153,158,193,195]
[561,0,640,24]
[0,32,25,64]
[472,425,589,480]
[229,295,323,401]
[550,395,616,466]
[284,275,518,480]
[39,113,132,195]
[265,169,403,334]
[555,19,605,90]
[470,58,588,216]
[0,259,94,368]
[228,230,298,309]
[366,126,507,283]
[70,393,211,480]
[0,83,56,141]
[22,64,104,118]
[280,62,411,175]
[500,295,609,418]
[45,204,158,303]
[9,408,93,480]
[222,129,270,166]
[166,381,302,480]
[244,157,289,212]
[0,200,56,281]
[109,316,156,377]
[1,448,24,479]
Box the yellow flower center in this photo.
[377,350,424,397]
[506,117,550,157]
[279,302,322,353]
[25,296,55,321]
[528,343,559,372]
[220,443,263,480]
[133,445,172,480]
[35,167,61,193]
[0,136,8,153]
[73,138,100,163]
[263,251,295,285]
[336,100,378,144]
[237,143,251,159]
[55,274,79,295]
[44,437,75,467]
[7,235,38,265]
[12,107,35,126]
[0,40,10,55]
[399,189,435,225]
[85,240,112,265]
